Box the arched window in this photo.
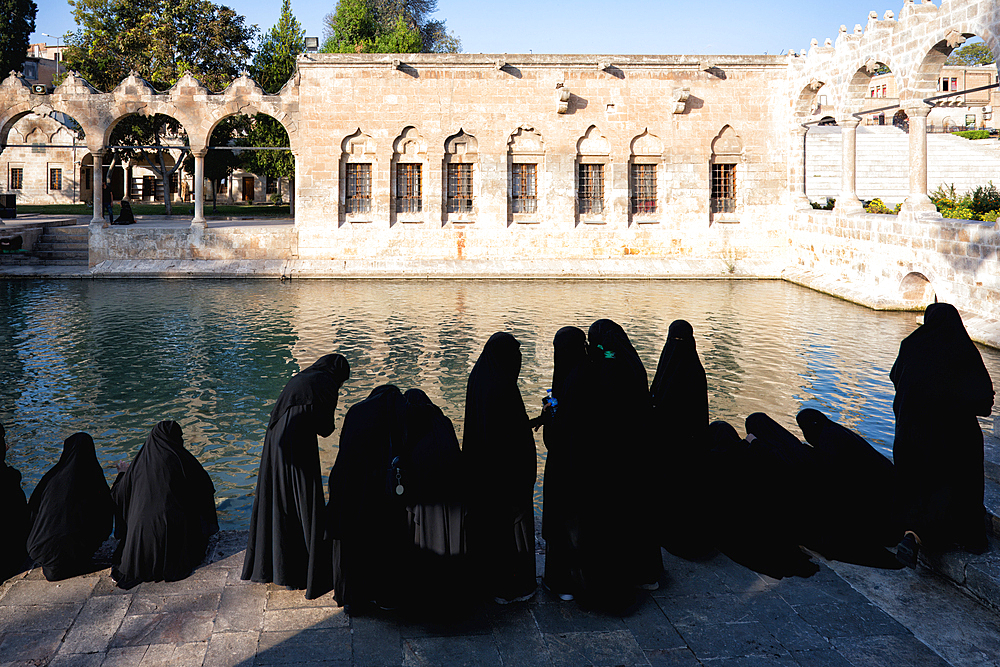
[710,126,742,223]
[444,130,478,223]
[576,126,609,223]
[340,129,376,223]
[392,127,427,223]
[507,126,544,223]
[629,130,663,223]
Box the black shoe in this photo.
[895,534,919,569]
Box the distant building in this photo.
[862,64,998,131]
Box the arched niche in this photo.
[2,110,89,205]
[391,126,427,222]
[507,126,544,222]
[709,125,742,223]
[900,272,935,306]
[629,130,663,222]
[340,129,376,222]
[576,125,609,221]
[443,129,477,222]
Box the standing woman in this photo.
[242,354,351,599]
[1,423,29,582]
[649,320,711,557]
[111,420,218,588]
[463,332,537,603]
[891,303,994,567]
[27,432,113,581]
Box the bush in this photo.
[939,206,978,220]
[970,182,1000,215]
[953,130,991,140]
[269,192,284,205]
[864,198,896,214]
[981,210,1000,223]
[810,198,835,210]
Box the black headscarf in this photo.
[328,384,407,609]
[1,422,29,582]
[27,432,113,581]
[650,320,709,437]
[399,388,463,505]
[111,420,218,588]
[462,332,536,601]
[890,303,994,549]
[242,353,350,599]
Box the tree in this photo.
[321,0,459,54]
[202,118,246,212]
[946,42,996,67]
[251,0,304,94]
[0,0,37,78]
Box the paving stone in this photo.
[622,598,686,651]
[965,560,1000,609]
[203,631,259,667]
[644,647,701,667]
[265,587,339,610]
[349,614,403,666]
[127,592,222,615]
[530,600,628,634]
[0,629,64,664]
[214,585,266,633]
[830,634,952,666]
[401,635,502,667]
[135,570,228,595]
[704,656,799,666]
[788,648,855,667]
[61,595,132,654]
[770,567,870,607]
[656,592,759,627]
[0,602,82,632]
[397,605,492,638]
[100,646,148,667]
[0,577,97,606]
[676,621,790,661]
[90,573,132,597]
[487,605,550,667]
[749,597,829,652]
[262,606,349,631]
[255,628,352,665]
[110,611,216,647]
[136,641,208,667]
[47,652,105,667]
[542,630,646,667]
[794,602,909,640]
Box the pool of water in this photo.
[3,278,998,530]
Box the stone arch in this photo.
[393,126,426,158]
[206,106,298,154]
[900,271,936,305]
[793,79,828,123]
[892,109,909,131]
[508,125,544,154]
[845,55,898,104]
[444,129,478,156]
[711,125,742,158]
[577,125,609,156]
[906,27,999,102]
[630,129,663,157]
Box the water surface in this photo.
[3,279,997,529]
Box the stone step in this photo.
[33,242,89,252]
[31,250,88,260]
[0,253,40,265]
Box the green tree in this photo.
[946,42,996,67]
[321,0,458,54]
[251,0,304,94]
[1,0,36,78]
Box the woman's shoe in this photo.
[895,533,919,569]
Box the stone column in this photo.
[192,149,207,226]
[835,118,864,213]
[791,126,811,208]
[900,104,939,214]
[91,152,106,224]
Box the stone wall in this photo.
[88,224,299,267]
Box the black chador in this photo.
[575,319,662,609]
[328,384,408,610]
[1,423,29,582]
[242,354,350,599]
[649,319,712,557]
[891,303,994,554]
[463,332,537,603]
[398,388,467,607]
[27,432,113,581]
[540,326,589,598]
[796,408,900,558]
[111,420,218,588]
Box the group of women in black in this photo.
[2,302,993,614]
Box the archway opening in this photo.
[107,113,190,215]
[900,272,936,305]
[2,109,88,206]
[205,112,293,215]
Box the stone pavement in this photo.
[2,530,999,667]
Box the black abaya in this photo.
[328,384,408,609]
[890,303,994,551]
[541,326,588,596]
[242,354,350,599]
[1,423,29,582]
[111,420,218,588]
[27,432,113,581]
[649,319,712,557]
[462,332,537,602]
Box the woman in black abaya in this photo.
[540,326,589,599]
[328,384,408,610]
[463,332,537,604]
[890,303,994,566]
[1,423,29,582]
[111,420,218,588]
[242,353,350,599]
[649,319,711,557]
[27,432,113,581]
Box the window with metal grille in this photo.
[82,167,91,191]
[396,163,422,213]
[447,163,473,214]
[512,163,536,214]
[346,163,371,214]
[578,163,603,215]
[266,176,277,195]
[710,163,736,214]
[10,167,23,190]
[631,164,656,214]
[49,168,62,191]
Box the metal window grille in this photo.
[396,163,422,213]
[631,163,657,214]
[10,168,23,190]
[710,163,736,214]
[578,163,603,215]
[346,163,372,214]
[266,177,277,195]
[512,163,536,214]
[447,163,473,214]
[49,168,62,191]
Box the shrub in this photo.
[865,198,896,214]
[269,192,284,205]
[970,182,1000,216]
[939,206,977,220]
[810,198,835,210]
[953,130,991,140]
[980,210,1000,223]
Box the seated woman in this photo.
[27,432,113,581]
[1,423,29,582]
[114,198,136,225]
[111,420,218,588]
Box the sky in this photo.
[28,0,952,56]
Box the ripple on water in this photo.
[2,279,998,529]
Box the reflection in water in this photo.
[2,279,998,529]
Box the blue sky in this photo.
[30,0,941,55]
